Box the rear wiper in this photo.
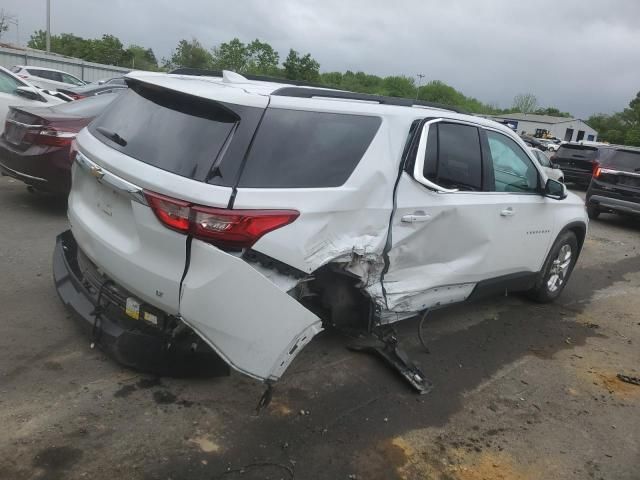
[96,127,127,147]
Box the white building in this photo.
[488,113,598,142]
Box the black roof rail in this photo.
[168,68,332,89]
[169,69,466,113]
[270,87,467,114]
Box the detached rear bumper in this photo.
[53,230,229,376]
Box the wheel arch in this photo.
[559,221,587,255]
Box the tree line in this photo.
[587,93,640,146]
[28,29,640,145]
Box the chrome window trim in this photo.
[600,167,640,178]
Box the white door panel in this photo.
[180,240,323,381]
[384,174,554,312]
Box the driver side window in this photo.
[486,130,539,193]
[0,70,23,94]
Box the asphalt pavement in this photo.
[0,176,638,480]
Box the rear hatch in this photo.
[68,78,267,314]
[595,149,640,202]
[552,144,599,175]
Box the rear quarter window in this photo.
[238,109,381,188]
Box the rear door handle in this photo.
[500,207,515,217]
[401,213,432,223]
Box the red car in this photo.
[0,92,120,194]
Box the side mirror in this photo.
[15,86,45,102]
[544,178,567,200]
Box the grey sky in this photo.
[3,0,639,117]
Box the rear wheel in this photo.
[587,204,600,219]
[528,231,578,303]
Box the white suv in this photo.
[53,70,588,385]
[11,65,86,91]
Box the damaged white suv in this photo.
[54,70,587,385]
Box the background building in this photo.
[488,113,598,142]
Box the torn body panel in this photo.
[179,239,323,382]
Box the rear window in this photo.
[556,144,599,160]
[238,108,381,188]
[90,82,262,183]
[605,150,640,171]
[51,92,120,116]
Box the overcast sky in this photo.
[3,0,639,117]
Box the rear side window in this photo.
[556,144,598,160]
[90,82,262,183]
[423,122,483,190]
[238,109,381,188]
[605,150,640,171]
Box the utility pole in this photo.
[46,0,51,53]
[415,73,425,100]
[7,16,19,46]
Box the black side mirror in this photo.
[544,178,567,200]
[15,86,45,102]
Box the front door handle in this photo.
[500,207,515,217]
[401,212,432,223]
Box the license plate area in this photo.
[5,122,28,145]
[617,175,640,188]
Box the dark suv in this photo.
[585,147,640,219]
[551,143,604,187]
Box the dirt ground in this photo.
[0,175,638,480]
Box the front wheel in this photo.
[528,231,578,303]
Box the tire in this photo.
[587,204,600,219]
[528,231,578,303]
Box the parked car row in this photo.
[0,65,128,191]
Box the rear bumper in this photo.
[0,142,71,193]
[561,169,592,186]
[587,194,640,216]
[53,230,229,375]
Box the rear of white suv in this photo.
[54,71,587,385]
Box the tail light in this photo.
[68,93,87,100]
[23,119,89,147]
[593,165,602,178]
[144,190,299,249]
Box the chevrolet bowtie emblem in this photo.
[90,165,105,179]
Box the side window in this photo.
[50,72,63,82]
[486,130,539,193]
[0,70,24,94]
[535,150,551,167]
[27,69,47,79]
[422,122,483,190]
[61,73,83,85]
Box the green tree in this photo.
[418,80,465,105]
[126,45,158,70]
[512,93,538,113]
[381,75,416,98]
[246,39,279,75]
[168,38,213,69]
[212,38,249,72]
[534,107,571,117]
[283,49,320,82]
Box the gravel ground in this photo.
[0,176,638,480]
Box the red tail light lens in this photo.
[69,93,87,100]
[144,190,299,249]
[593,166,602,178]
[144,191,191,233]
[23,119,88,147]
